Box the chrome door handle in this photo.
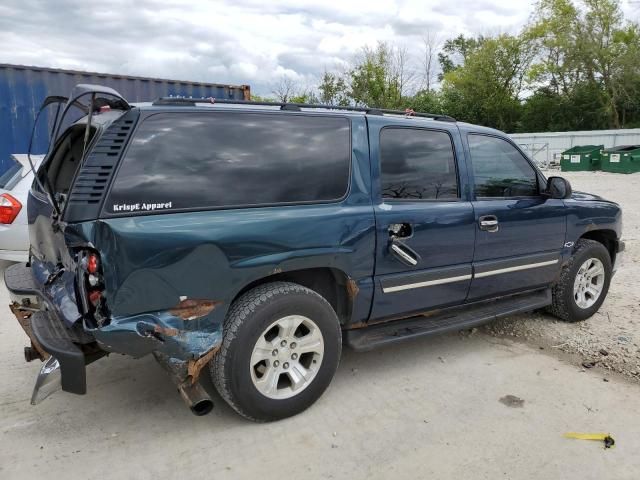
[389,239,420,266]
[479,215,499,232]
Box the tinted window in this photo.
[468,134,538,197]
[106,112,350,214]
[0,156,22,188]
[380,128,458,200]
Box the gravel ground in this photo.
[484,171,640,381]
[2,302,640,479]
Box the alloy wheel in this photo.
[573,257,606,309]
[250,315,324,400]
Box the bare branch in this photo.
[422,31,442,92]
[271,76,298,103]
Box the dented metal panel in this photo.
[91,298,223,360]
[18,113,373,377]
[22,113,374,387]
[30,260,81,325]
[81,199,375,362]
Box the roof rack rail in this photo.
[151,97,456,122]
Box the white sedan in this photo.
[0,154,44,261]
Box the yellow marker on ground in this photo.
[564,432,615,448]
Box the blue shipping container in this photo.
[0,63,251,176]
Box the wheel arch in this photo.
[230,267,355,325]
[579,229,617,263]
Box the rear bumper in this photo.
[29,310,88,394]
[5,262,222,392]
[4,263,96,395]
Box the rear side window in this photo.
[468,134,538,198]
[379,127,458,200]
[105,112,350,214]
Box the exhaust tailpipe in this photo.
[154,352,214,416]
[178,382,214,416]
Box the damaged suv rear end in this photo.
[6,85,222,414]
[5,83,624,421]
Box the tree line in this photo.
[258,0,640,133]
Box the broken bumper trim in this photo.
[30,311,87,395]
[91,298,223,370]
[5,262,222,393]
[5,263,93,396]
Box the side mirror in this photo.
[546,176,572,199]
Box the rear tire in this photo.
[211,281,341,421]
[548,239,612,322]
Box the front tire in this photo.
[211,282,342,421]
[548,239,612,322]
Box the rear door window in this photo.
[105,112,351,214]
[379,127,458,200]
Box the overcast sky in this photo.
[0,0,637,95]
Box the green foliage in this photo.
[518,83,609,132]
[249,94,273,102]
[317,71,350,106]
[348,42,407,109]
[525,0,580,94]
[289,91,320,104]
[259,0,639,132]
[409,90,444,115]
[439,34,534,131]
[526,0,640,129]
[432,0,640,131]
[437,34,485,80]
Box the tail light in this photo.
[87,253,100,274]
[0,193,22,224]
[80,251,105,314]
[88,289,102,305]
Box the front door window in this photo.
[468,134,538,198]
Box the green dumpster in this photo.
[601,145,640,174]
[560,145,603,172]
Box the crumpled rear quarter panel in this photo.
[83,203,374,361]
[71,117,374,368]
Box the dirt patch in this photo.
[499,394,525,408]
[485,171,640,382]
